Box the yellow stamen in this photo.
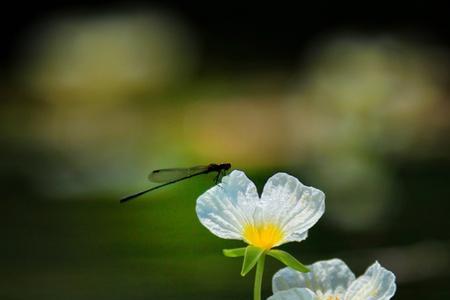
[243,223,284,249]
[317,291,340,300]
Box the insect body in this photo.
[120,163,231,203]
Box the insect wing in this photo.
[148,165,208,183]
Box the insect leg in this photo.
[214,170,221,184]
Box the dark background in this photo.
[1,2,449,300]
[2,2,449,70]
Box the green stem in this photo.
[253,253,266,300]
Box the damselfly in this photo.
[120,163,231,203]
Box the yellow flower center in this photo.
[317,291,341,300]
[243,223,284,249]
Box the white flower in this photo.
[196,170,325,249]
[269,259,396,300]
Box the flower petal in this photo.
[273,259,355,295]
[344,261,396,300]
[268,288,316,300]
[196,170,259,240]
[260,173,325,244]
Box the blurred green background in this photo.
[1,3,449,300]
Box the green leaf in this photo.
[241,246,265,276]
[223,247,246,258]
[267,249,310,273]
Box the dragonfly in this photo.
[120,163,232,203]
